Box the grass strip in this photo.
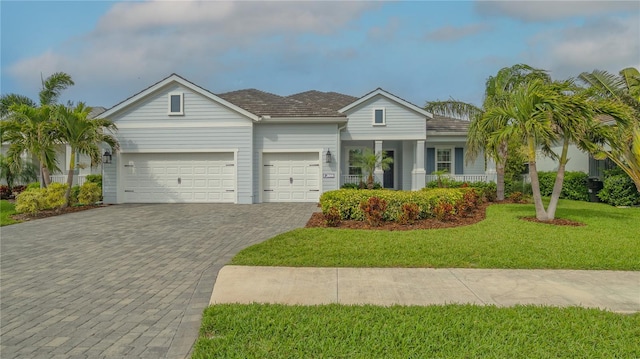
[193,303,640,359]
[231,200,640,270]
[0,200,18,226]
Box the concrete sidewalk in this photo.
[211,266,640,313]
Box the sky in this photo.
[1,0,638,109]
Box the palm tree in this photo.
[52,103,119,206]
[1,104,61,187]
[0,72,74,187]
[578,68,640,192]
[426,64,549,200]
[352,148,393,189]
[0,154,38,195]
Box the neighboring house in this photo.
[97,73,489,204]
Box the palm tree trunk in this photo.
[547,138,570,220]
[495,141,508,201]
[527,137,548,220]
[63,151,75,208]
[41,165,51,187]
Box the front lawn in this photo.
[232,200,640,270]
[0,200,18,226]
[193,303,640,358]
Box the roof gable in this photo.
[339,88,433,118]
[98,74,260,121]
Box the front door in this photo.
[383,150,394,189]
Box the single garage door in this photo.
[262,152,320,202]
[122,152,235,203]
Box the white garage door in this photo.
[262,152,321,202]
[122,153,235,203]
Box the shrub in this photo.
[468,182,497,202]
[324,207,341,227]
[597,172,640,207]
[397,203,420,225]
[505,179,532,197]
[360,196,388,227]
[12,185,27,196]
[0,185,10,199]
[69,185,81,206]
[15,188,47,214]
[27,182,40,190]
[508,191,524,203]
[561,172,589,201]
[78,182,102,205]
[535,171,589,201]
[320,188,473,222]
[457,190,480,215]
[85,174,103,189]
[44,183,68,209]
[433,201,455,221]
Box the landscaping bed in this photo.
[10,203,106,222]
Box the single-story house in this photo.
[94,73,490,204]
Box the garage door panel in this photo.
[122,153,236,203]
[262,152,320,203]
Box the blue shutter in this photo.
[426,147,435,174]
[455,147,464,174]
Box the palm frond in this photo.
[0,94,36,117]
[578,70,625,100]
[39,72,74,105]
[424,99,482,120]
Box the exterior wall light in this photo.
[102,150,112,164]
[325,149,332,163]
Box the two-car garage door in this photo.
[262,152,321,202]
[122,153,235,203]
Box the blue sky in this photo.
[1,1,638,109]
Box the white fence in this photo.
[38,175,88,186]
[425,174,496,184]
[342,175,363,185]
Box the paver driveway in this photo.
[0,203,317,359]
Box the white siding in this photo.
[536,144,589,173]
[109,84,251,127]
[341,95,427,141]
[424,142,485,175]
[254,123,339,202]
[103,83,255,204]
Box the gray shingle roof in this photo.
[217,89,355,118]
[427,115,470,133]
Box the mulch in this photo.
[306,201,585,230]
[10,204,107,222]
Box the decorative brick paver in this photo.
[1,203,316,359]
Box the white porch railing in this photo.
[342,175,363,185]
[426,174,496,184]
[39,175,88,186]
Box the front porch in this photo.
[340,139,490,190]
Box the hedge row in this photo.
[537,171,589,201]
[320,188,476,221]
[15,181,102,214]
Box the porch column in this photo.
[412,140,426,190]
[374,140,384,186]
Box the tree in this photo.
[0,154,38,195]
[578,68,640,192]
[1,105,61,187]
[0,72,74,187]
[426,64,549,200]
[485,78,599,221]
[352,148,393,189]
[52,103,119,207]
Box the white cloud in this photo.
[475,0,639,22]
[424,23,492,42]
[7,1,376,105]
[524,15,640,78]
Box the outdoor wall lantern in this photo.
[102,150,112,164]
[325,149,332,163]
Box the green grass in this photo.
[193,303,640,359]
[232,200,640,270]
[0,200,19,226]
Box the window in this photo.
[168,93,184,115]
[373,108,385,125]
[436,149,451,173]
[348,149,363,176]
